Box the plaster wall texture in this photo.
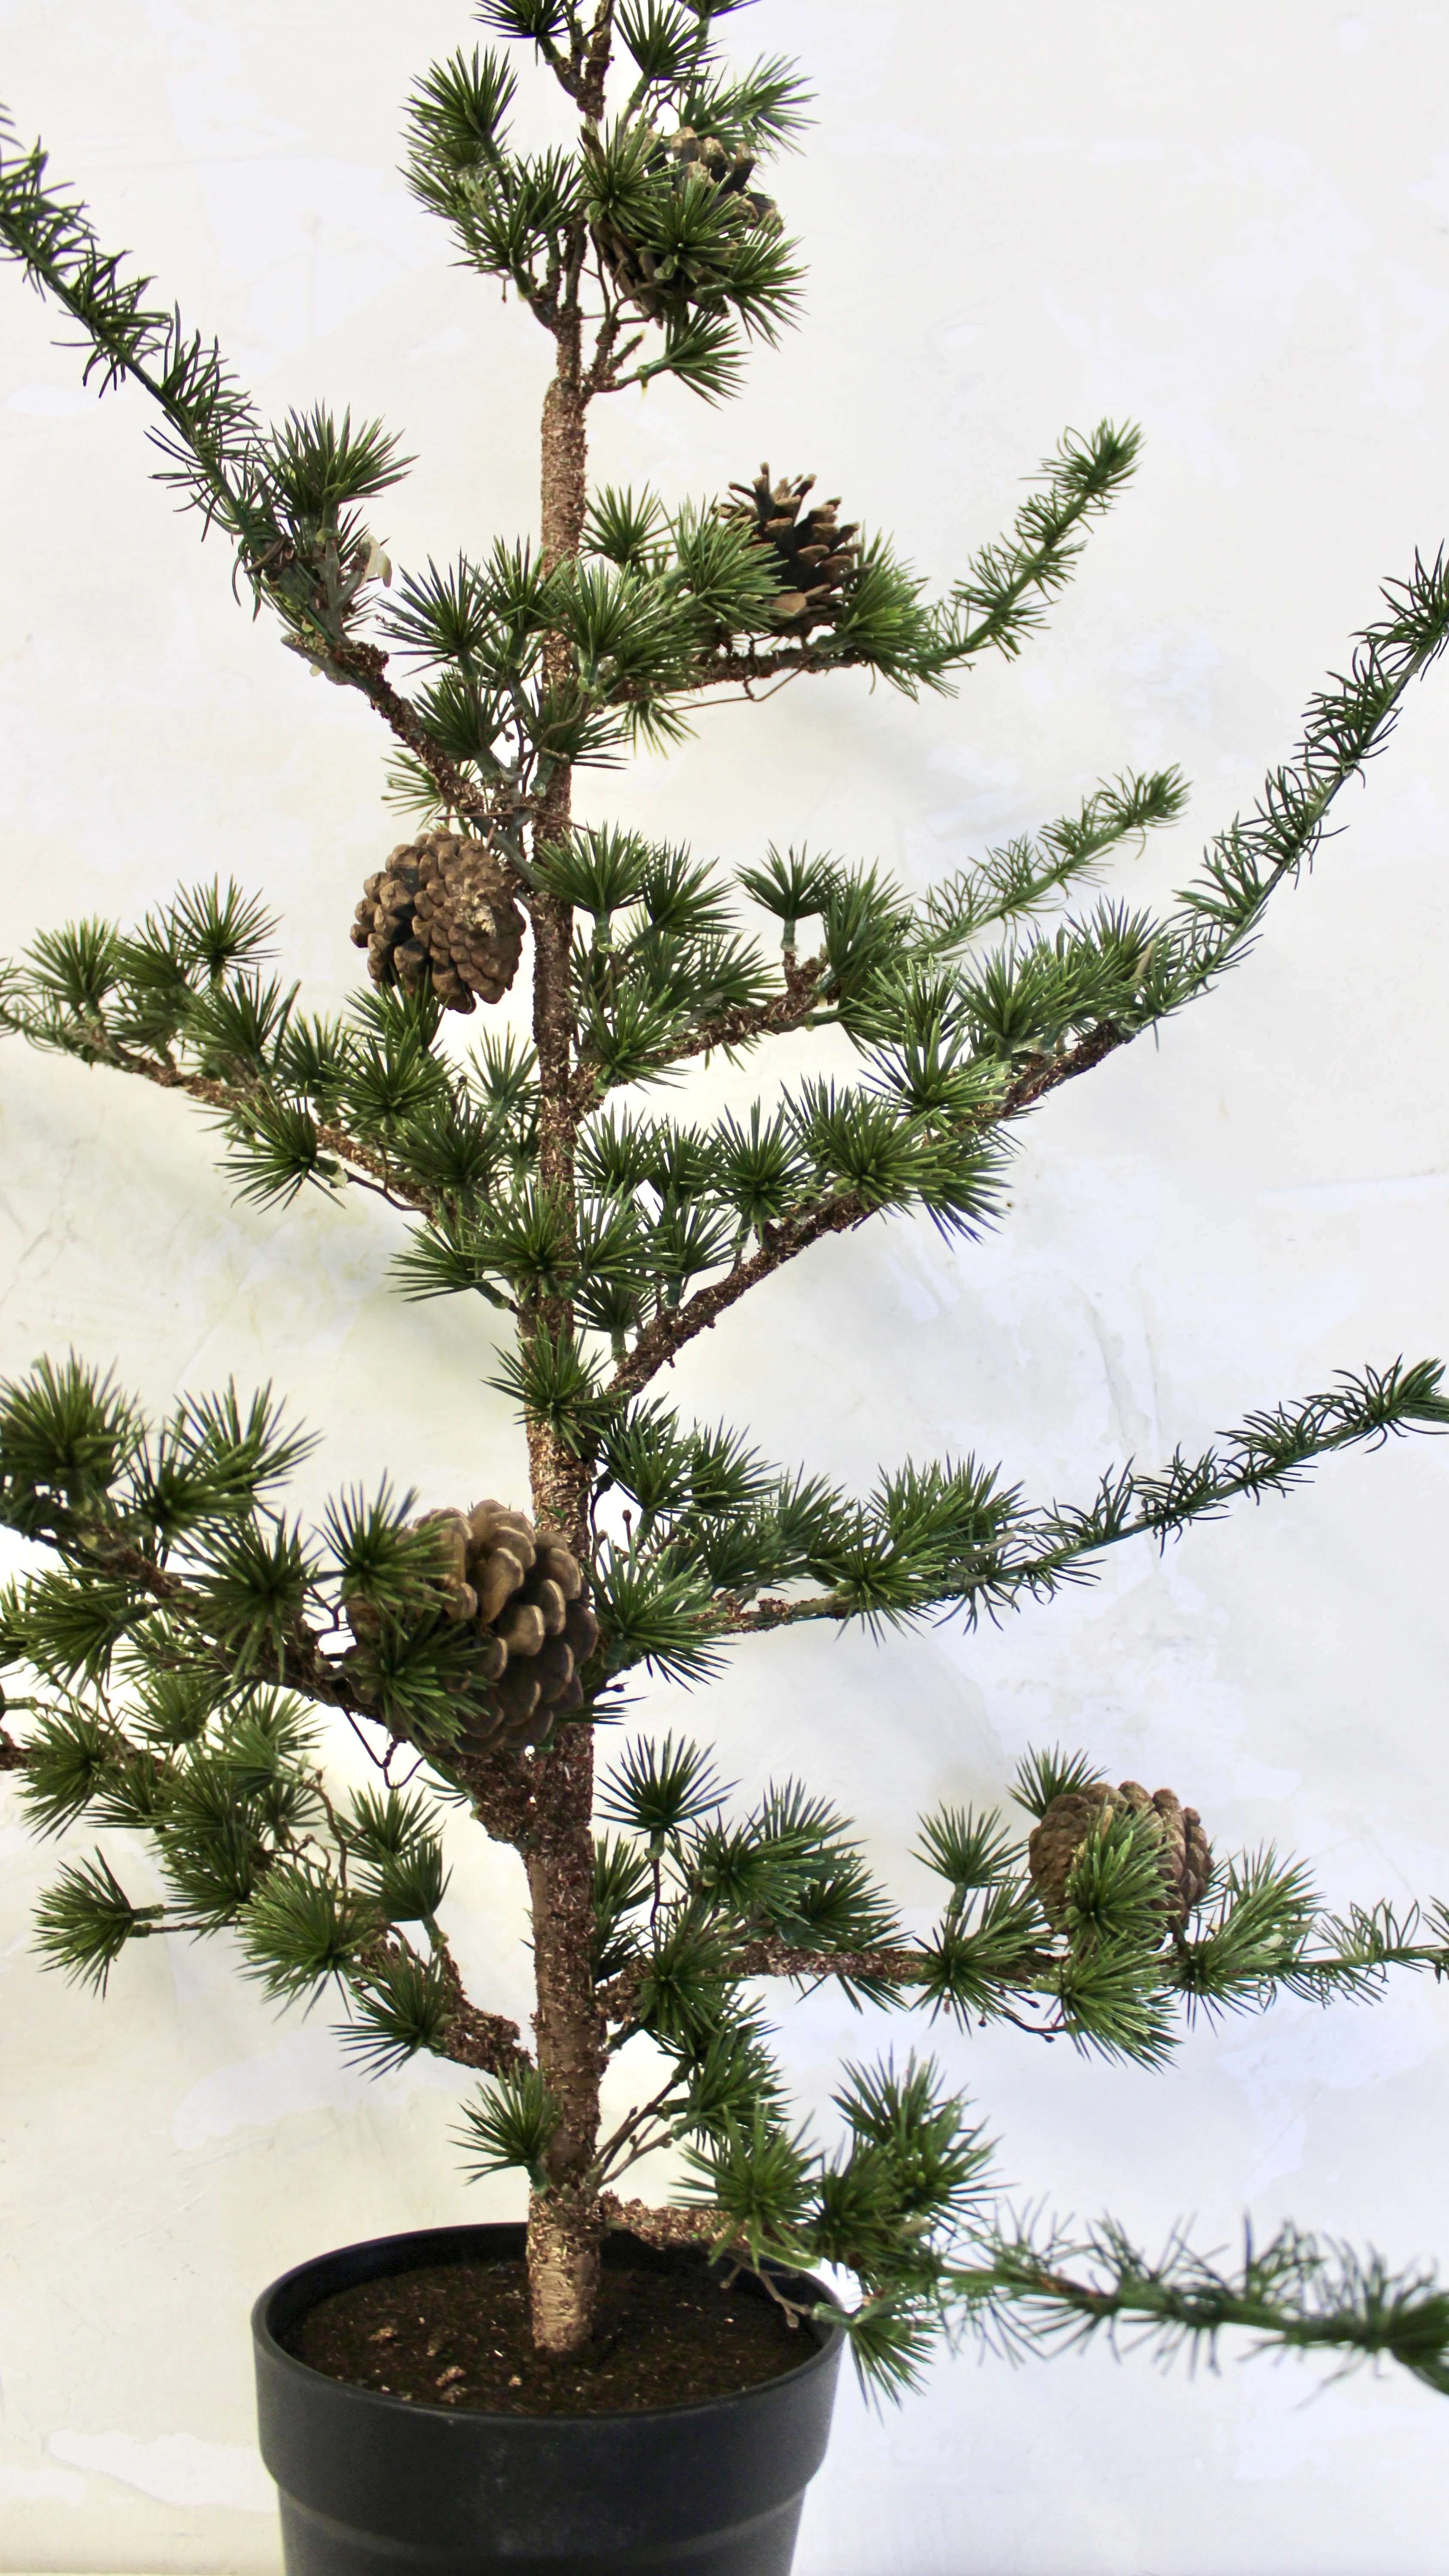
[2,2,1449,2570]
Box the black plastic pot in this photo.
[253,2222,844,2576]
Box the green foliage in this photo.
[830,2057,995,2249]
[19,1701,129,1835]
[679,2106,816,2254]
[403,48,517,194]
[0,1354,140,1526]
[340,1947,456,2074]
[371,1835,450,1928]
[1011,1746,1105,1819]
[32,1851,164,1992]
[192,1516,317,1669]
[592,1831,655,1977]
[668,2060,998,2397]
[457,2066,562,2188]
[598,1732,728,1847]
[916,1882,1046,2024]
[947,422,1145,665]
[1061,1806,1173,1954]
[1056,1937,1177,2069]
[340,1783,448,1927]
[966,2215,1449,2396]
[242,1868,379,2003]
[741,1783,900,1979]
[589,1544,725,1683]
[489,1325,614,1454]
[5,5,1449,2421]
[916,1805,1022,1906]
[1173,1850,1320,2015]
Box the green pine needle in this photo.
[33,1852,165,1992]
[456,2066,562,2189]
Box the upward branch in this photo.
[0,116,498,825]
[601,1358,1449,1649]
[944,422,1146,668]
[0,108,254,513]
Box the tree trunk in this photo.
[523,314,605,2356]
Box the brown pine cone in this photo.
[592,126,779,324]
[347,1502,597,1759]
[350,831,526,1013]
[720,465,861,635]
[1027,1778,1211,1937]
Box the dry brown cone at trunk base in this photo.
[721,465,862,634]
[351,831,526,1012]
[346,1504,599,1754]
[1027,1779,1212,1937]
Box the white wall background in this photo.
[3,3,1449,2569]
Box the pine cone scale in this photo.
[346,1503,594,1756]
[1027,1776,1212,1938]
[593,127,781,325]
[352,832,526,1014]
[720,463,863,636]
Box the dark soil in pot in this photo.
[290,2245,811,2413]
[254,2223,845,2576]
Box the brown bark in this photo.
[319,637,494,826]
[521,308,608,2355]
[433,1939,532,2076]
[599,2194,726,2252]
[524,1722,607,2347]
[609,1190,869,1402]
[540,328,587,573]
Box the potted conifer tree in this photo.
[4,6,1449,2573]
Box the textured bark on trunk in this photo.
[522,313,606,2356]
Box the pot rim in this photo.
[252,2220,846,2431]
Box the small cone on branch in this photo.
[592,126,779,324]
[346,1503,597,1757]
[350,831,526,1013]
[720,465,862,635]
[1027,1779,1212,1937]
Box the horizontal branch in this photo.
[21,1513,379,1731]
[433,1936,532,2075]
[595,1941,944,2029]
[27,1026,444,1225]
[712,1360,1449,1640]
[599,2193,727,2251]
[734,1935,935,1984]
[996,1020,1128,1116]
[968,2218,1449,2395]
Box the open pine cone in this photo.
[347,1504,599,1756]
[351,831,526,1013]
[720,465,861,634]
[592,126,779,323]
[1027,1779,1212,1937]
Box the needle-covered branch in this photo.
[10,541,1443,1387]
[13,1677,530,2082]
[0,100,1141,848]
[567,1727,1449,2394]
[587,1735,1449,2068]
[0,1355,535,1761]
[963,2216,1449,2396]
[584,1361,1449,1656]
[0,885,540,1264]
